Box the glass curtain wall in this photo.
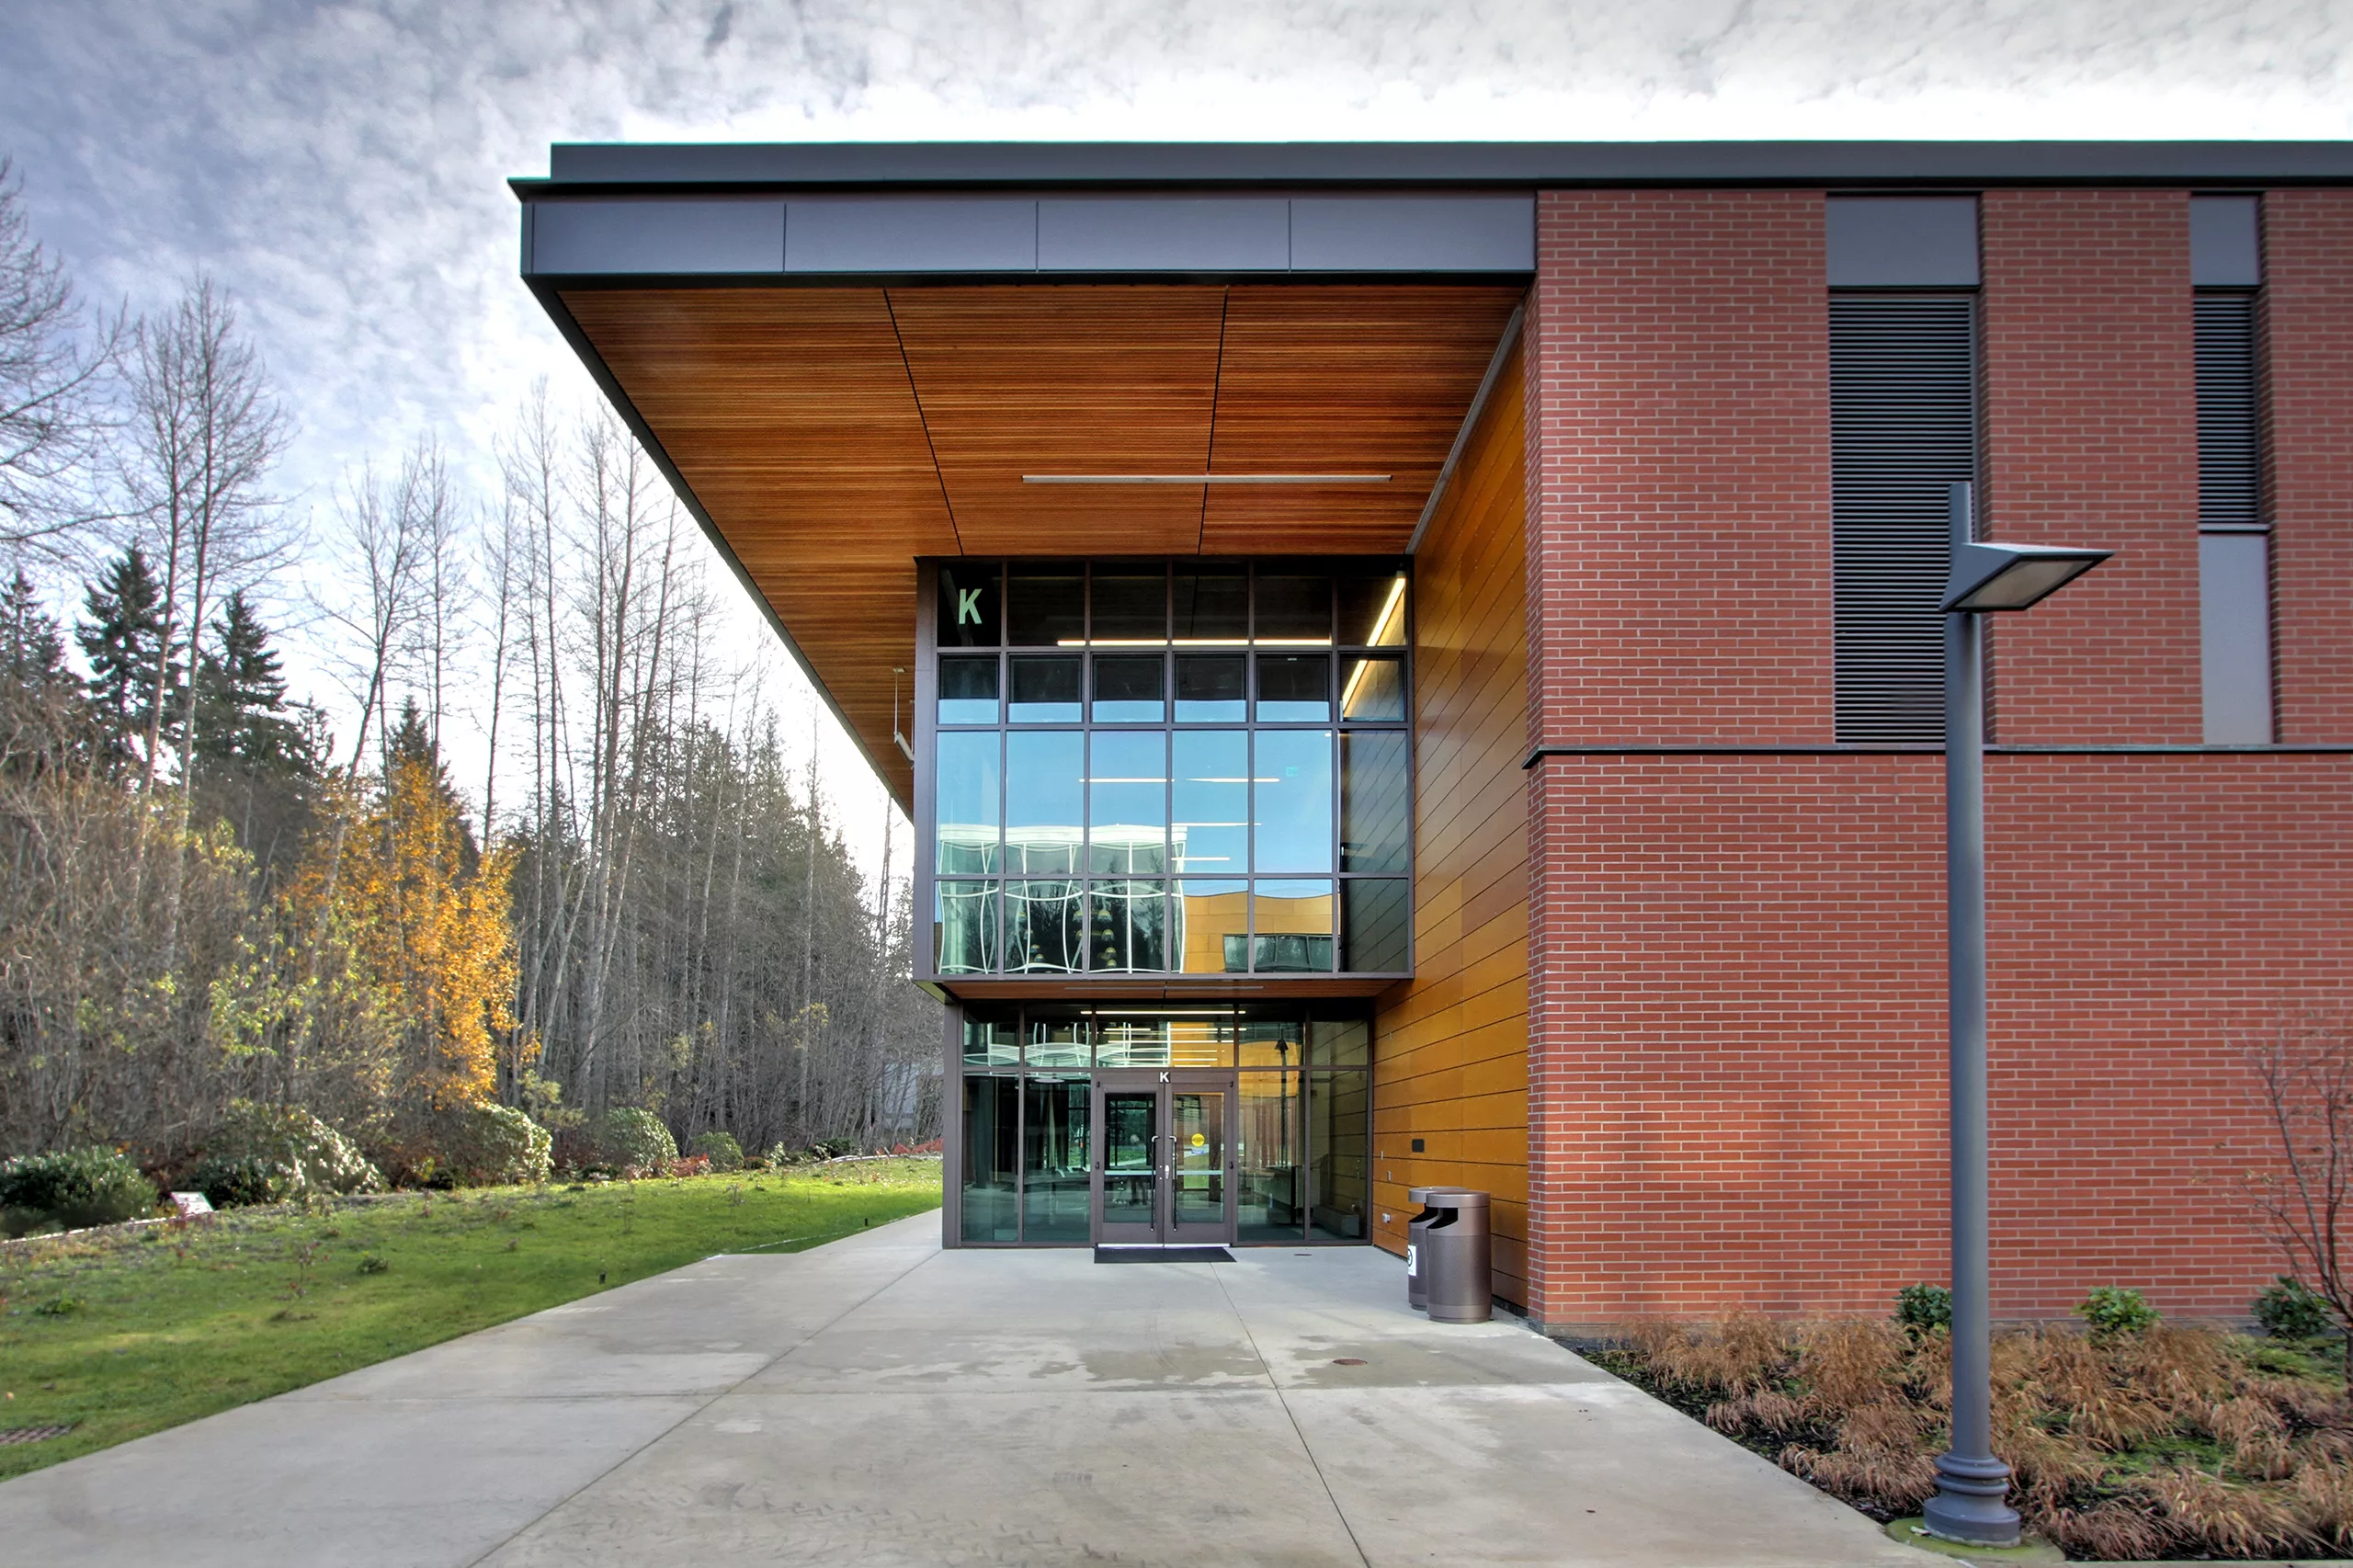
[955,1004,1376,1245]
[930,561,1411,980]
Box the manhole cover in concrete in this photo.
[1332,1358,1368,1366]
[0,1424,74,1446]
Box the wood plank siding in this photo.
[558,285,1521,810]
[1370,335,1532,1307]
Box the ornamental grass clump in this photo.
[1596,1302,2353,1561]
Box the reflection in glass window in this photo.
[1174,568,1248,642]
[1005,731,1082,875]
[962,1012,1018,1066]
[1340,656,1404,722]
[1309,1070,1370,1240]
[1167,1013,1233,1067]
[1008,656,1082,722]
[1022,1076,1092,1242]
[1238,1012,1305,1069]
[961,1075,1019,1241]
[1341,880,1410,973]
[1338,571,1408,647]
[1252,880,1336,972]
[936,881,998,974]
[1006,880,1083,973]
[1089,880,1167,971]
[1007,568,1084,646]
[1340,730,1409,873]
[1024,1013,1090,1069]
[934,731,1000,873]
[1089,572,1167,642]
[938,657,1000,724]
[1172,730,1247,873]
[1093,655,1165,722]
[1174,879,1247,973]
[1097,1014,1171,1068]
[1237,1071,1304,1243]
[1255,574,1332,642]
[1310,1017,1370,1067]
[1087,730,1167,875]
[1256,654,1331,722]
[1254,730,1334,874]
[1175,654,1246,722]
[938,562,1001,648]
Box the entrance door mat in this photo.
[1094,1245,1233,1264]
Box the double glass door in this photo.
[1094,1072,1232,1244]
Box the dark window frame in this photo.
[917,559,1413,983]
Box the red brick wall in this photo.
[1981,191,2201,745]
[1522,187,2353,1333]
[1523,191,1834,748]
[2265,188,2353,741]
[1525,755,2353,1332]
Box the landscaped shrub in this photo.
[199,1102,383,1201]
[688,1131,744,1171]
[2256,1276,2335,1340]
[436,1104,553,1187]
[2076,1285,2161,1337]
[0,1146,160,1235]
[190,1154,289,1210]
[595,1108,676,1174]
[1894,1283,1951,1331]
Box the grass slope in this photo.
[0,1160,942,1482]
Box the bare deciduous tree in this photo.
[2248,1016,2353,1374]
[120,278,290,787]
[0,158,119,557]
[325,438,441,775]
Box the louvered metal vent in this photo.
[2195,292,2260,528]
[1830,295,1977,743]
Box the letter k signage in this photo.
[958,588,983,627]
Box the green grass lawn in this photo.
[0,1160,942,1481]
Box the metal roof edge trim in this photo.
[520,140,2353,192]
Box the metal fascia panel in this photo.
[786,197,1039,272]
[1290,196,1534,272]
[1038,197,1290,270]
[529,198,785,275]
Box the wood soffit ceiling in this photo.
[558,283,1525,808]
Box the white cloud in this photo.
[1,0,2346,878]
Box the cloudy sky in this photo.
[3,0,2347,874]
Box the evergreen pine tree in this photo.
[0,569,83,769]
[195,589,306,771]
[384,694,478,867]
[75,546,178,766]
[0,569,70,696]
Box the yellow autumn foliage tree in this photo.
[292,713,517,1119]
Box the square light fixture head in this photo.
[1943,541,2113,613]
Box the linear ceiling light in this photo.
[1022,473,1392,485]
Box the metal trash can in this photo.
[1405,1187,1461,1312]
[1420,1189,1493,1324]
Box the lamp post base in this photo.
[1923,1451,2020,1547]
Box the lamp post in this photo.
[1922,482,2110,1549]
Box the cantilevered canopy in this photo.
[546,282,1524,807]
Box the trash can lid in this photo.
[1430,1189,1489,1211]
[1407,1185,1472,1206]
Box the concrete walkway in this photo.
[0,1212,1933,1567]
